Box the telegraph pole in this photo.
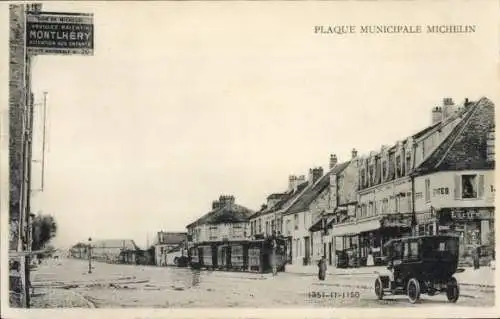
[88,237,92,274]
[21,3,42,307]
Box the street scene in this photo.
[6,1,498,315]
[30,258,494,308]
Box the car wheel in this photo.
[407,278,421,304]
[446,277,460,303]
[375,277,384,300]
[174,257,179,266]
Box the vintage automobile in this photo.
[374,235,463,304]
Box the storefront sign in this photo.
[26,11,94,56]
[450,208,493,221]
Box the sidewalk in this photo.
[285,264,495,288]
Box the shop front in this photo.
[330,214,412,268]
[436,207,494,258]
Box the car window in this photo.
[439,242,445,251]
[393,242,402,259]
[403,242,409,258]
[410,241,419,258]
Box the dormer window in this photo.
[396,155,401,177]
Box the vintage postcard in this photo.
[2,0,499,318]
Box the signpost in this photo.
[26,11,94,56]
[11,5,95,307]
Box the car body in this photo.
[374,235,461,304]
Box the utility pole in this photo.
[88,237,92,274]
[22,4,38,307]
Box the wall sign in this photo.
[26,11,94,56]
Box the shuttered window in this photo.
[478,174,485,198]
[454,175,460,199]
[425,178,431,202]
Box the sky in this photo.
[12,1,499,249]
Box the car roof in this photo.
[383,235,459,247]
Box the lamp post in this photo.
[88,237,92,274]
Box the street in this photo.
[30,258,494,308]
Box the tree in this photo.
[31,213,57,252]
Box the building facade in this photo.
[330,97,475,267]
[90,239,139,264]
[412,97,495,260]
[249,175,309,262]
[186,195,254,247]
[153,232,187,266]
[312,151,360,266]
[281,167,327,265]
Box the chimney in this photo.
[441,97,457,120]
[288,175,297,191]
[212,200,220,210]
[352,148,358,159]
[329,154,338,169]
[431,106,442,124]
[218,195,235,208]
[308,167,324,185]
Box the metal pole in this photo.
[40,91,48,191]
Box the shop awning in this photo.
[329,218,381,237]
[309,215,336,232]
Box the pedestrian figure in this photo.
[367,248,374,267]
[473,246,481,270]
[318,256,327,281]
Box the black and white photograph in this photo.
[3,0,499,318]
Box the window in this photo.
[369,165,374,185]
[360,169,366,188]
[259,219,262,233]
[250,221,254,235]
[406,155,411,175]
[382,162,387,180]
[395,196,400,213]
[265,221,269,235]
[375,157,381,184]
[396,155,401,177]
[209,226,218,240]
[409,241,419,259]
[271,220,275,233]
[462,175,478,199]
[382,198,388,214]
[388,153,395,180]
[425,178,430,202]
[369,202,374,216]
[232,224,244,238]
[294,214,298,230]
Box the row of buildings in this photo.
[186,97,495,268]
[69,233,189,267]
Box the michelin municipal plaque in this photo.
[3,1,499,319]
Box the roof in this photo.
[413,98,495,175]
[384,235,459,247]
[250,181,309,219]
[285,162,350,215]
[91,239,139,250]
[267,193,287,200]
[155,232,187,245]
[187,203,254,228]
[412,122,441,139]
